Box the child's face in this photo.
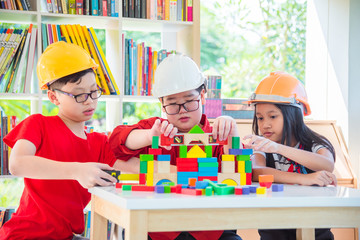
[51,72,99,123]
[255,103,284,143]
[161,89,205,133]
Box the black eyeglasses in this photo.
[162,97,201,115]
[53,89,102,103]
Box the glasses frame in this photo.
[53,88,103,103]
[162,96,201,115]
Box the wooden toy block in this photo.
[103,170,121,182]
[249,185,257,193]
[189,125,204,133]
[237,161,245,173]
[216,186,235,195]
[198,162,218,167]
[175,184,183,193]
[245,161,252,173]
[122,185,132,191]
[149,148,162,155]
[195,181,209,189]
[184,133,209,145]
[272,184,284,192]
[155,185,165,193]
[116,183,136,188]
[187,145,206,158]
[182,188,202,196]
[162,181,175,186]
[242,149,253,155]
[246,173,252,185]
[140,154,154,161]
[237,155,250,161]
[232,137,240,149]
[152,136,159,149]
[218,173,240,186]
[160,132,228,146]
[198,166,218,172]
[229,149,243,155]
[198,176,217,182]
[132,185,155,192]
[259,175,274,183]
[119,174,139,181]
[147,160,154,173]
[153,173,177,186]
[205,145,212,157]
[164,186,171,193]
[197,157,217,162]
[188,178,197,186]
[179,145,187,158]
[260,182,273,188]
[177,165,198,172]
[176,157,198,164]
[240,173,246,185]
[256,187,266,194]
[235,187,243,195]
[242,186,250,195]
[139,173,146,184]
[222,154,235,161]
[146,172,154,186]
[157,161,170,173]
[170,186,177,193]
[205,186,213,196]
[140,161,147,173]
[221,161,235,173]
[157,154,171,161]
[198,171,218,177]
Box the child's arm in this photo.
[211,116,239,154]
[9,139,117,189]
[244,135,334,172]
[125,119,178,151]
[252,153,337,186]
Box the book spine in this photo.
[61,0,67,13]
[69,0,76,14]
[106,0,110,16]
[114,0,118,16]
[76,0,83,14]
[91,0,98,15]
[98,0,102,15]
[122,0,128,17]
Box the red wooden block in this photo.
[149,148,162,155]
[259,181,273,189]
[177,165,198,172]
[246,173,252,185]
[176,184,183,194]
[198,176,218,182]
[235,187,243,195]
[132,185,155,192]
[139,173,146,185]
[182,188,202,196]
[170,186,177,193]
[176,158,197,164]
[115,183,137,188]
[160,134,172,146]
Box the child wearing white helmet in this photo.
[244,72,336,240]
[0,41,124,240]
[109,54,242,240]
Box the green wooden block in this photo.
[245,160,252,173]
[188,125,204,134]
[122,185,132,191]
[237,155,250,161]
[152,136,159,149]
[205,145,212,158]
[164,185,171,193]
[140,161,148,173]
[232,137,240,149]
[205,186,213,196]
[140,154,154,161]
[216,186,235,195]
[179,145,187,158]
[198,162,219,167]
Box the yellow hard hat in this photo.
[37,41,98,90]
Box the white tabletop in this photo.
[89,184,360,210]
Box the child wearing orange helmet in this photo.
[109,54,242,240]
[244,71,336,240]
[0,41,123,240]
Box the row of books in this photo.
[0,110,17,175]
[0,0,31,10]
[0,25,37,94]
[41,23,119,95]
[123,37,172,96]
[123,0,193,22]
[81,209,118,239]
[44,0,119,16]
[206,75,222,99]
[0,207,16,228]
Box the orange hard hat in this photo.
[246,71,311,116]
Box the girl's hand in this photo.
[74,162,117,189]
[212,116,238,141]
[149,119,178,150]
[299,171,337,186]
[243,135,280,153]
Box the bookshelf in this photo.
[0,0,200,131]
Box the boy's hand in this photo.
[73,162,117,189]
[149,119,178,150]
[243,135,279,153]
[212,116,238,141]
[299,171,337,186]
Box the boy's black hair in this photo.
[252,104,336,160]
[49,68,95,90]
[160,81,207,103]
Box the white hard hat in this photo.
[153,54,206,98]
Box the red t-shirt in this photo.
[109,114,224,240]
[0,114,117,240]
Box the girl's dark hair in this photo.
[252,104,335,160]
[49,68,94,90]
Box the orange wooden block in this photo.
[188,178,197,186]
[259,175,274,183]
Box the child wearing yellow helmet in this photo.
[109,54,242,240]
[244,71,336,240]
[0,41,124,240]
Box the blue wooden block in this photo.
[198,167,219,172]
[197,157,218,162]
[272,184,284,192]
[155,185,165,193]
[157,154,171,161]
[241,149,253,155]
[229,149,243,155]
[249,185,257,193]
[195,181,209,189]
[242,186,250,195]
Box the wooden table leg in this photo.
[90,207,108,240]
[124,210,148,240]
[296,228,315,240]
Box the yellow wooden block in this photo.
[238,161,245,173]
[240,173,246,185]
[119,174,139,181]
[146,173,154,186]
[147,160,154,173]
[187,145,206,158]
[256,187,266,194]
[222,155,235,161]
[221,161,235,173]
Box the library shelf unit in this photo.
[0,0,200,132]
